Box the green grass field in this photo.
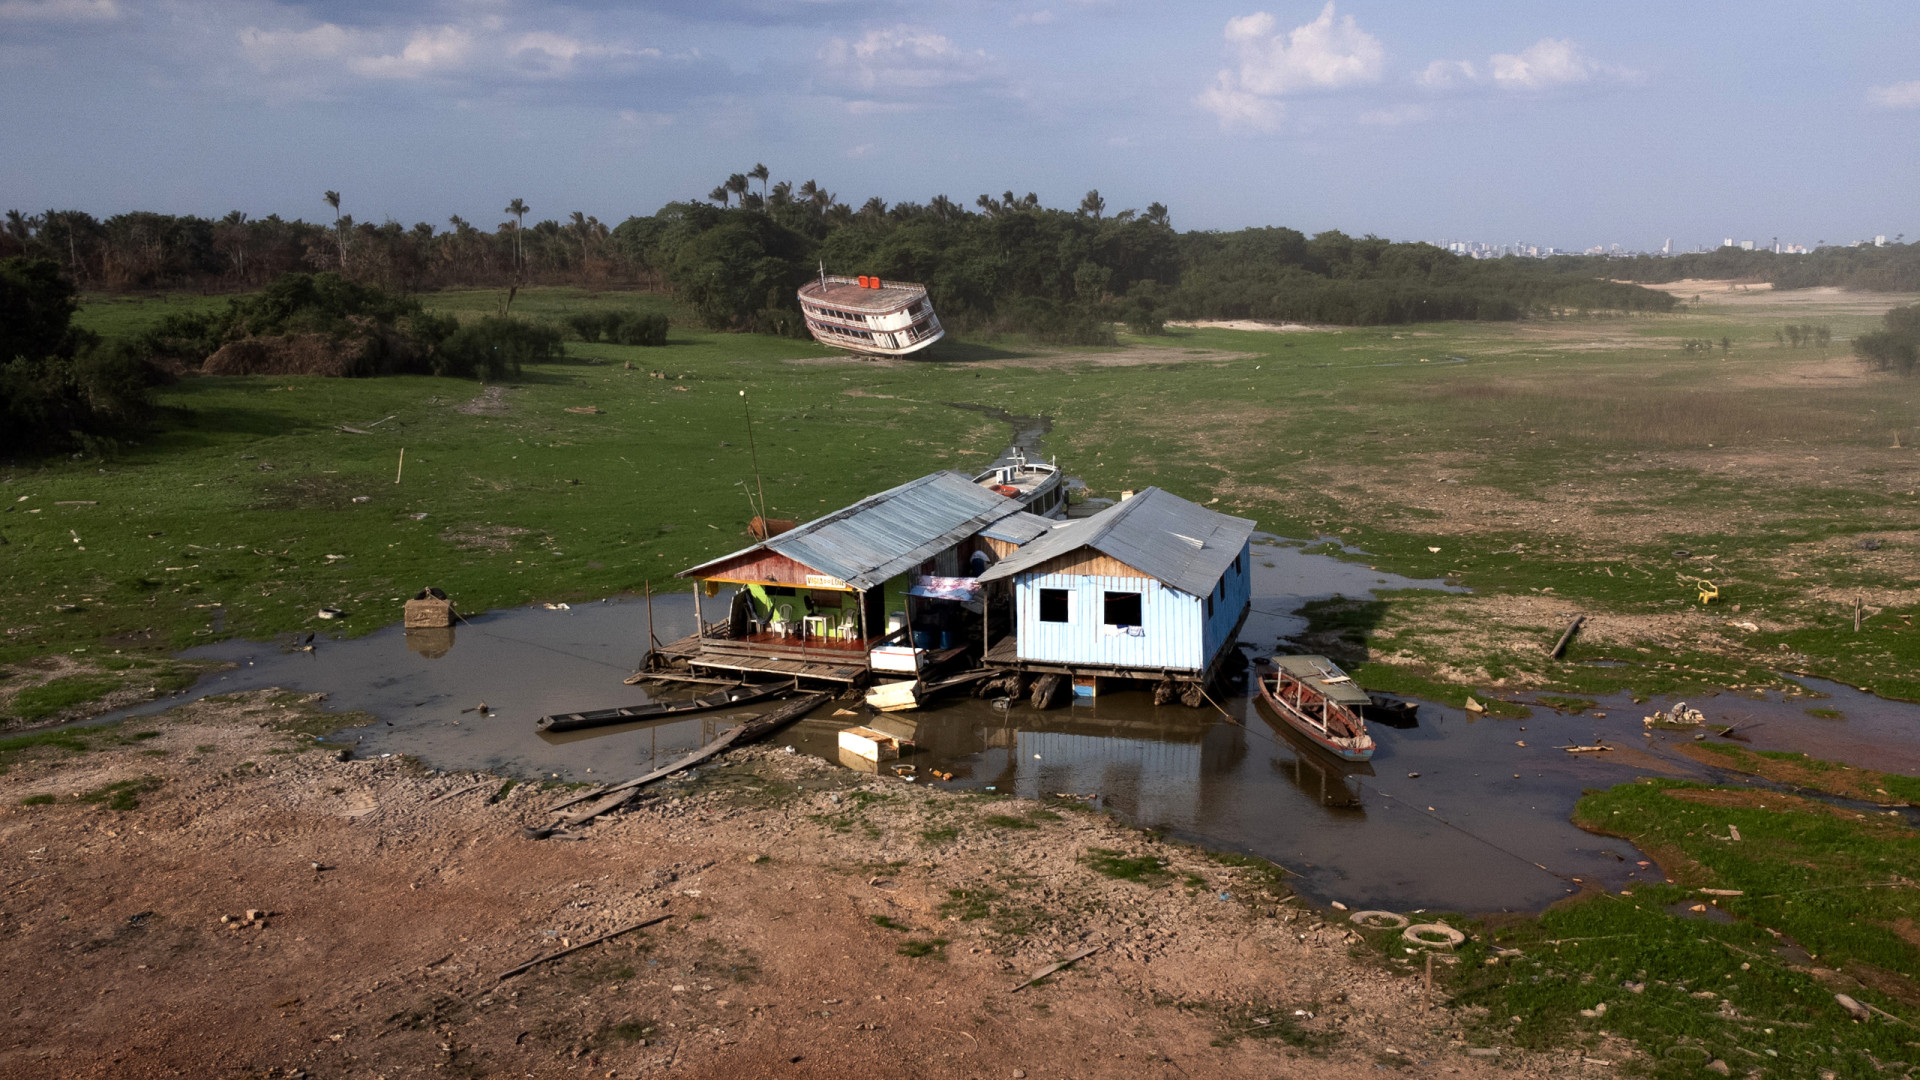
[3,283,1915,720]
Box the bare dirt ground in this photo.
[0,691,1613,1080]
[1165,320,1338,334]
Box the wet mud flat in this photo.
[97,537,1920,913]
[0,690,1557,1080]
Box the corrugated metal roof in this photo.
[979,511,1055,545]
[678,471,1023,590]
[976,487,1255,597]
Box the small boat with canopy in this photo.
[1255,655,1377,762]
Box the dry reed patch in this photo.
[439,524,530,552]
[1165,319,1339,333]
[455,385,511,415]
[1354,593,1761,685]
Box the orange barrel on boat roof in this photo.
[857,275,871,287]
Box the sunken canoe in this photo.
[536,680,794,734]
[1255,655,1377,762]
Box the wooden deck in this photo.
[653,631,872,683]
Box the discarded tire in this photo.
[1349,910,1410,930]
[1402,922,1466,949]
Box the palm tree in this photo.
[749,163,770,199]
[1078,190,1105,220]
[726,173,750,207]
[568,210,592,272]
[769,180,793,207]
[858,196,887,222]
[709,185,730,208]
[1144,202,1171,228]
[929,194,959,222]
[323,190,346,268]
[505,198,529,278]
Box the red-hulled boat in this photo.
[1255,655,1376,762]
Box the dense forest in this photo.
[1574,242,1920,294]
[5,169,1912,345]
[3,171,1708,343]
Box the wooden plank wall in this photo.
[1012,571,1203,671]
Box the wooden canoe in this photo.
[1255,655,1376,762]
[536,679,794,734]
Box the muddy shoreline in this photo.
[0,689,1602,1079]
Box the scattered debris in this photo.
[1644,703,1706,726]
[1010,942,1105,992]
[496,915,672,981]
[564,406,603,415]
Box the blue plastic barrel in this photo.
[912,630,933,649]
[940,629,960,650]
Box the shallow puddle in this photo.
[93,537,1920,913]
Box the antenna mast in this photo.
[740,390,770,532]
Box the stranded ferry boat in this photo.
[798,273,944,357]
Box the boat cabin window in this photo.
[1039,588,1071,623]
[1205,595,1214,619]
[1103,591,1142,627]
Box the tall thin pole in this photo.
[740,390,768,528]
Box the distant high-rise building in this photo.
[1662,238,1672,255]
[1723,238,1735,248]
[1876,235,1889,247]
[1741,240,1755,251]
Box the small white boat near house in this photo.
[798,273,943,357]
[973,450,1067,519]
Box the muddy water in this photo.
[98,538,1920,913]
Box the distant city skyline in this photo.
[2,1,1915,244]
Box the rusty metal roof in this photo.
[976,487,1255,597]
[797,275,927,315]
[678,471,1023,590]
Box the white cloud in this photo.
[1416,59,1475,90]
[1489,38,1601,89]
[817,26,992,94]
[1194,81,1282,132]
[1869,80,1920,109]
[235,14,665,98]
[350,26,477,79]
[0,0,117,22]
[1198,3,1382,129]
[1421,38,1632,93]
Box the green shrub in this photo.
[430,315,564,380]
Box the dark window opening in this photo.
[1206,595,1214,619]
[1104,591,1142,626]
[1039,588,1070,623]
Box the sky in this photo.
[2,0,1916,250]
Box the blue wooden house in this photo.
[977,487,1254,690]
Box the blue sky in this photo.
[2,0,1915,249]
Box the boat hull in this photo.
[536,681,792,733]
[1255,673,1376,761]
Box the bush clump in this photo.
[432,316,565,380]
[1855,303,1920,375]
[566,310,670,346]
[1,256,161,454]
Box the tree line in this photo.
[1574,241,1919,293]
[3,170,1687,341]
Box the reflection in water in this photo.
[1264,718,1373,812]
[87,535,1920,913]
[405,626,456,659]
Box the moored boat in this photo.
[1255,655,1376,762]
[536,680,794,734]
[972,450,1066,518]
[797,273,943,357]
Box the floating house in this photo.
[797,274,944,357]
[978,488,1254,694]
[661,472,1035,684]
